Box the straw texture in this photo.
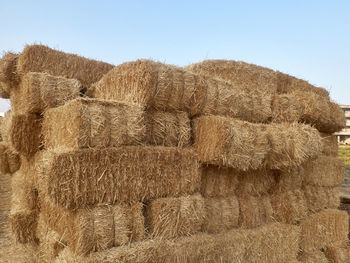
[11,72,81,114]
[0,142,20,174]
[38,147,200,209]
[0,52,19,93]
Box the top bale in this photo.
[17,45,114,91]
[0,52,19,94]
[185,59,278,95]
[92,59,272,122]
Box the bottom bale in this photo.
[146,193,205,239]
[299,250,328,263]
[300,209,349,252]
[41,198,145,255]
[270,189,308,224]
[55,223,300,263]
[303,185,340,213]
[238,195,273,228]
[324,244,350,263]
[202,195,239,233]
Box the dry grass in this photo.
[0,142,20,174]
[270,189,308,224]
[300,209,348,252]
[185,59,278,95]
[236,169,276,197]
[193,115,322,170]
[321,133,339,157]
[0,52,19,93]
[272,167,304,191]
[38,147,200,209]
[324,243,350,263]
[200,166,239,198]
[17,45,114,91]
[0,82,10,98]
[271,94,303,123]
[202,195,239,234]
[43,98,145,151]
[55,223,300,263]
[92,60,272,122]
[303,155,345,187]
[299,250,329,263]
[146,194,205,239]
[40,197,144,255]
[11,72,81,114]
[303,185,340,213]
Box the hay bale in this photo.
[144,110,191,147]
[2,112,42,157]
[0,142,20,174]
[92,60,272,122]
[300,209,349,252]
[303,156,345,187]
[146,194,205,239]
[193,115,269,170]
[329,102,347,132]
[11,72,81,114]
[43,98,145,150]
[0,110,13,143]
[193,115,321,170]
[324,244,350,263]
[17,45,114,90]
[56,223,300,263]
[266,122,322,169]
[276,71,330,98]
[321,133,339,156]
[185,59,278,95]
[270,190,308,224]
[202,195,239,234]
[236,169,277,197]
[41,197,144,255]
[200,166,239,198]
[10,165,39,244]
[271,94,303,123]
[303,185,340,213]
[299,250,328,263]
[0,52,19,93]
[238,195,273,228]
[272,167,304,192]
[0,82,10,98]
[38,147,200,209]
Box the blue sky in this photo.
[0,0,349,112]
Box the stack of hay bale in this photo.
[0,45,349,263]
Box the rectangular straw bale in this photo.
[194,115,321,170]
[277,71,330,98]
[40,197,144,255]
[144,110,191,147]
[235,169,277,197]
[321,133,339,156]
[272,167,304,192]
[92,59,272,122]
[266,122,322,169]
[0,52,19,93]
[57,223,300,263]
[200,165,239,197]
[193,115,269,170]
[303,156,345,187]
[324,243,350,263]
[11,72,81,114]
[39,147,200,209]
[43,98,145,150]
[270,190,308,224]
[0,142,20,174]
[146,194,205,239]
[300,209,349,252]
[2,111,42,156]
[10,163,39,244]
[299,251,329,263]
[202,195,239,234]
[271,94,303,123]
[17,45,114,90]
[185,59,279,95]
[303,185,340,213]
[291,90,344,133]
[238,195,273,228]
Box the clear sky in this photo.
[1,0,349,112]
